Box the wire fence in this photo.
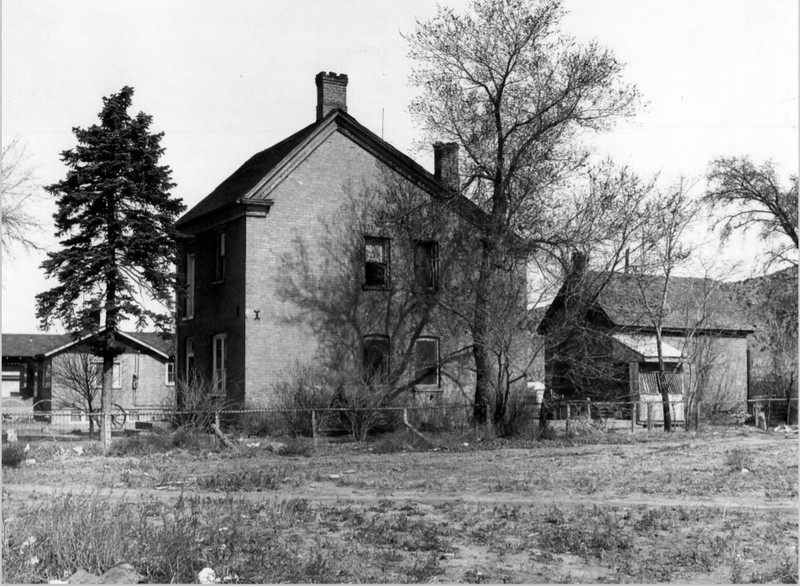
[2,397,797,441]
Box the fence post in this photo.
[647,403,653,432]
[215,411,220,430]
[767,399,772,428]
[311,410,318,449]
[565,403,571,435]
[631,400,636,432]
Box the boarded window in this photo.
[414,338,439,386]
[414,241,438,290]
[364,237,390,288]
[363,335,390,382]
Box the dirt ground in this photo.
[3,425,798,583]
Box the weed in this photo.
[197,468,285,491]
[281,437,313,457]
[408,553,443,583]
[725,448,753,471]
[106,432,172,456]
[2,444,26,468]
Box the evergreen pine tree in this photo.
[36,86,185,448]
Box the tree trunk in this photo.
[472,242,492,424]
[101,351,113,449]
[655,331,672,432]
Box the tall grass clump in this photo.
[2,493,344,584]
[2,444,26,468]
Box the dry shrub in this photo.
[170,370,234,431]
[271,363,334,437]
[2,444,26,467]
[330,371,396,442]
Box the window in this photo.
[364,236,390,288]
[414,241,439,290]
[212,334,227,395]
[43,362,52,389]
[90,359,121,389]
[185,338,195,380]
[185,246,195,319]
[414,338,439,386]
[363,335,390,382]
[214,231,226,282]
[166,361,175,386]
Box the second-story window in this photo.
[214,231,226,282]
[414,241,439,290]
[364,236,390,288]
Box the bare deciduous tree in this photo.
[705,156,798,269]
[629,179,703,431]
[406,0,641,422]
[52,352,101,434]
[1,137,43,256]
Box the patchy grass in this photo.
[3,427,797,583]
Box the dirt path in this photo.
[5,481,797,514]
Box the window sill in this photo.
[413,385,442,392]
[180,316,194,322]
[362,284,392,292]
[212,280,225,285]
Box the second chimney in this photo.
[316,72,348,120]
[434,142,459,194]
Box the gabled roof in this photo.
[175,108,487,232]
[592,272,754,332]
[2,334,71,358]
[538,270,755,335]
[176,120,321,227]
[2,331,173,359]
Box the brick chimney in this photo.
[433,142,459,194]
[315,72,348,120]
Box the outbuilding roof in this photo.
[590,271,754,333]
[538,270,755,335]
[2,331,173,359]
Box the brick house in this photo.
[537,257,754,420]
[1,331,175,419]
[174,71,528,408]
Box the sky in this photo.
[2,0,798,333]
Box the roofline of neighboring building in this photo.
[41,329,172,360]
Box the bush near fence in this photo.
[2,398,796,444]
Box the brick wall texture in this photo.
[178,130,531,408]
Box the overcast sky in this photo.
[2,0,798,333]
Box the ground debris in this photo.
[54,563,140,584]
